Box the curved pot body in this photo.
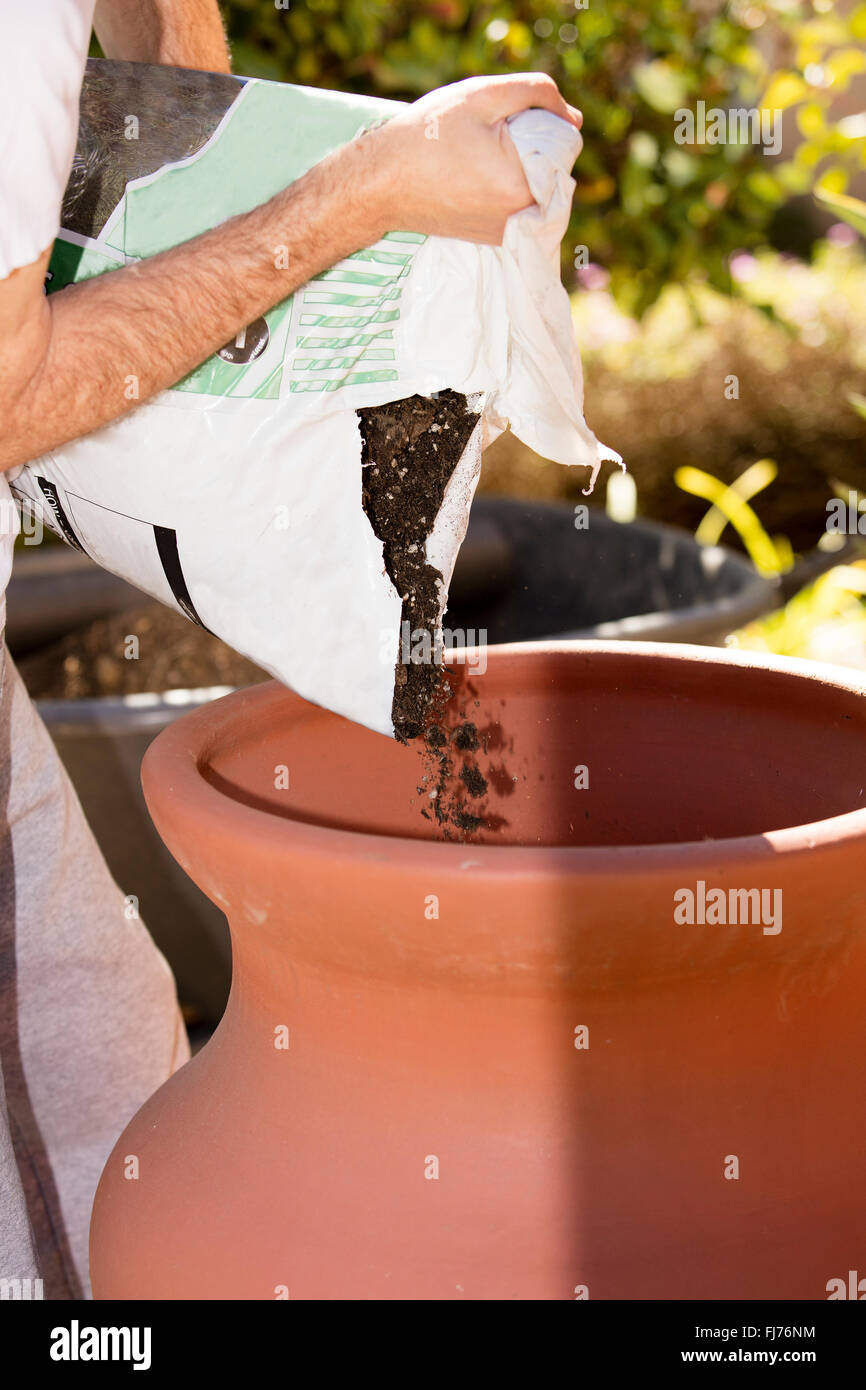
[90,642,866,1300]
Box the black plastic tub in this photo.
[445,496,777,646]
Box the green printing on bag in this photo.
[117,81,425,400]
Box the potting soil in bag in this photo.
[9,60,620,739]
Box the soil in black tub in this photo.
[18,602,267,698]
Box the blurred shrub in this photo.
[222,0,866,314]
[729,560,866,668]
[481,237,866,547]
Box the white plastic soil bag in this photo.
[10,67,619,738]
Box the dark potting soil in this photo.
[358,389,480,744]
[452,721,480,752]
[358,390,508,840]
[414,669,513,839]
[460,762,488,798]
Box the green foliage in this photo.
[815,187,866,237]
[222,0,866,314]
[730,559,866,668]
[483,238,866,551]
[812,189,866,422]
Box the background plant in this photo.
[223,0,866,315]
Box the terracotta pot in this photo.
[90,641,866,1300]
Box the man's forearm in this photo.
[93,0,231,72]
[1,139,387,472]
[1,72,580,473]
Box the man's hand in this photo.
[365,74,583,245]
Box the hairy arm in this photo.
[93,0,231,72]
[0,73,579,473]
[0,139,384,472]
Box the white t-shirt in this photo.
[0,1,96,608]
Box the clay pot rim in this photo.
[142,640,866,874]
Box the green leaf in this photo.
[632,60,688,114]
[815,187,866,237]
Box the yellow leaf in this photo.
[827,48,866,85]
[816,166,850,196]
[797,101,826,137]
[675,466,788,575]
[761,72,807,112]
[694,461,777,547]
[772,536,795,573]
[795,142,822,168]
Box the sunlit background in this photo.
[220,0,866,665]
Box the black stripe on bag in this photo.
[35,477,86,552]
[153,525,210,631]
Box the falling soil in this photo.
[357,391,511,839]
[18,602,267,699]
[412,668,513,841]
[358,389,480,743]
[460,763,488,798]
[452,721,479,752]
